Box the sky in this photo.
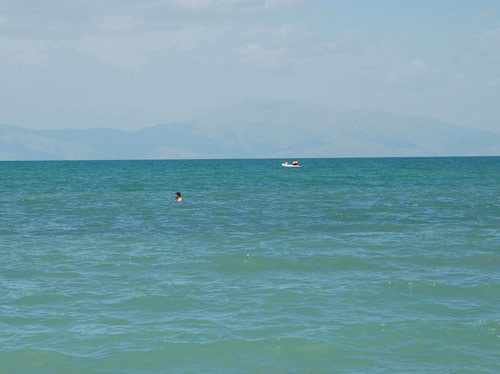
[1,0,500,132]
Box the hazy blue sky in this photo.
[1,0,500,132]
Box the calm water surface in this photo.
[0,158,499,373]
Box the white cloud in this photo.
[0,14,10,28]
[74,25,219,69]
[170,0,309,11]
[243,24,296,43]
[384,59,440,87]
[0,37,53,65]
[235,24,375,68]
[234,42,288,67]
[170,0,214,10]
[485,77,500,87]
[235,23,313,66]
[319,29,375,56]
[477,27,500,58]
[95,14,144,34]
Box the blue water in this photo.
[1,158,499,373]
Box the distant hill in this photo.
[1,100,500,160]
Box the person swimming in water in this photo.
[175,192,182,201]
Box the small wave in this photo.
[382,279,500,300]
[111,295,205,312]
[11,294,74,306]
[0,349,78,373]
[193,253,395,275]
[457,253,500,268]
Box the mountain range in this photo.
[1,100,500,160]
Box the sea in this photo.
[0,157,499,373]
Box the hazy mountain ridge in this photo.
[1,101,499,160]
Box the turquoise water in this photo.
[1,157,499,373]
